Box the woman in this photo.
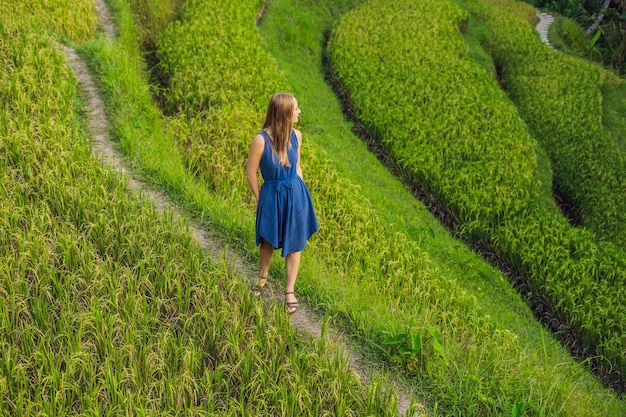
[246,93,319,314]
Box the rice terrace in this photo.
[1,0,626,415]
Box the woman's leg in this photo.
[260,240,274,278]
[285,251,301,308]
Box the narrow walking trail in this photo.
[536,11,555,48]
[61,1,425,416]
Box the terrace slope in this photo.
[467,0,626,248]
[328,0,626,397]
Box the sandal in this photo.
[253,275,269,296]
[285,291,299,314]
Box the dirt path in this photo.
[61,2,425,416]
[94,0,116,39]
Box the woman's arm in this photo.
[246,134,265,211]
[295,129,303,179]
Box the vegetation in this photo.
[529,0,626,74]
[2,0,626,415]
[469,0,626,247]
[465,2,626,380]
[0,0,97,42]
[328,0,626,400]
[549,15,589,53]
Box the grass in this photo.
[548,15,589,55]
[541,13,626,154]
[601,73,626,153]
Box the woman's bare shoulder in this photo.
[250,132,265,153]
[253,132,265,144]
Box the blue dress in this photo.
[256,129,319,257]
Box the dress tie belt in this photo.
[264,175,298,192]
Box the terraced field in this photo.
[1,0,625,415]
[329,0,626,393]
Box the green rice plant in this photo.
[124,0,184,51]
[0,0,96,43]
[143,3,626,413]
[382,325,449,372]
[328,0,626,400]
[463,0,626,380]
[465,0,626,248]
[600,71,626,153]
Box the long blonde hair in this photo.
[263,93,295,167]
